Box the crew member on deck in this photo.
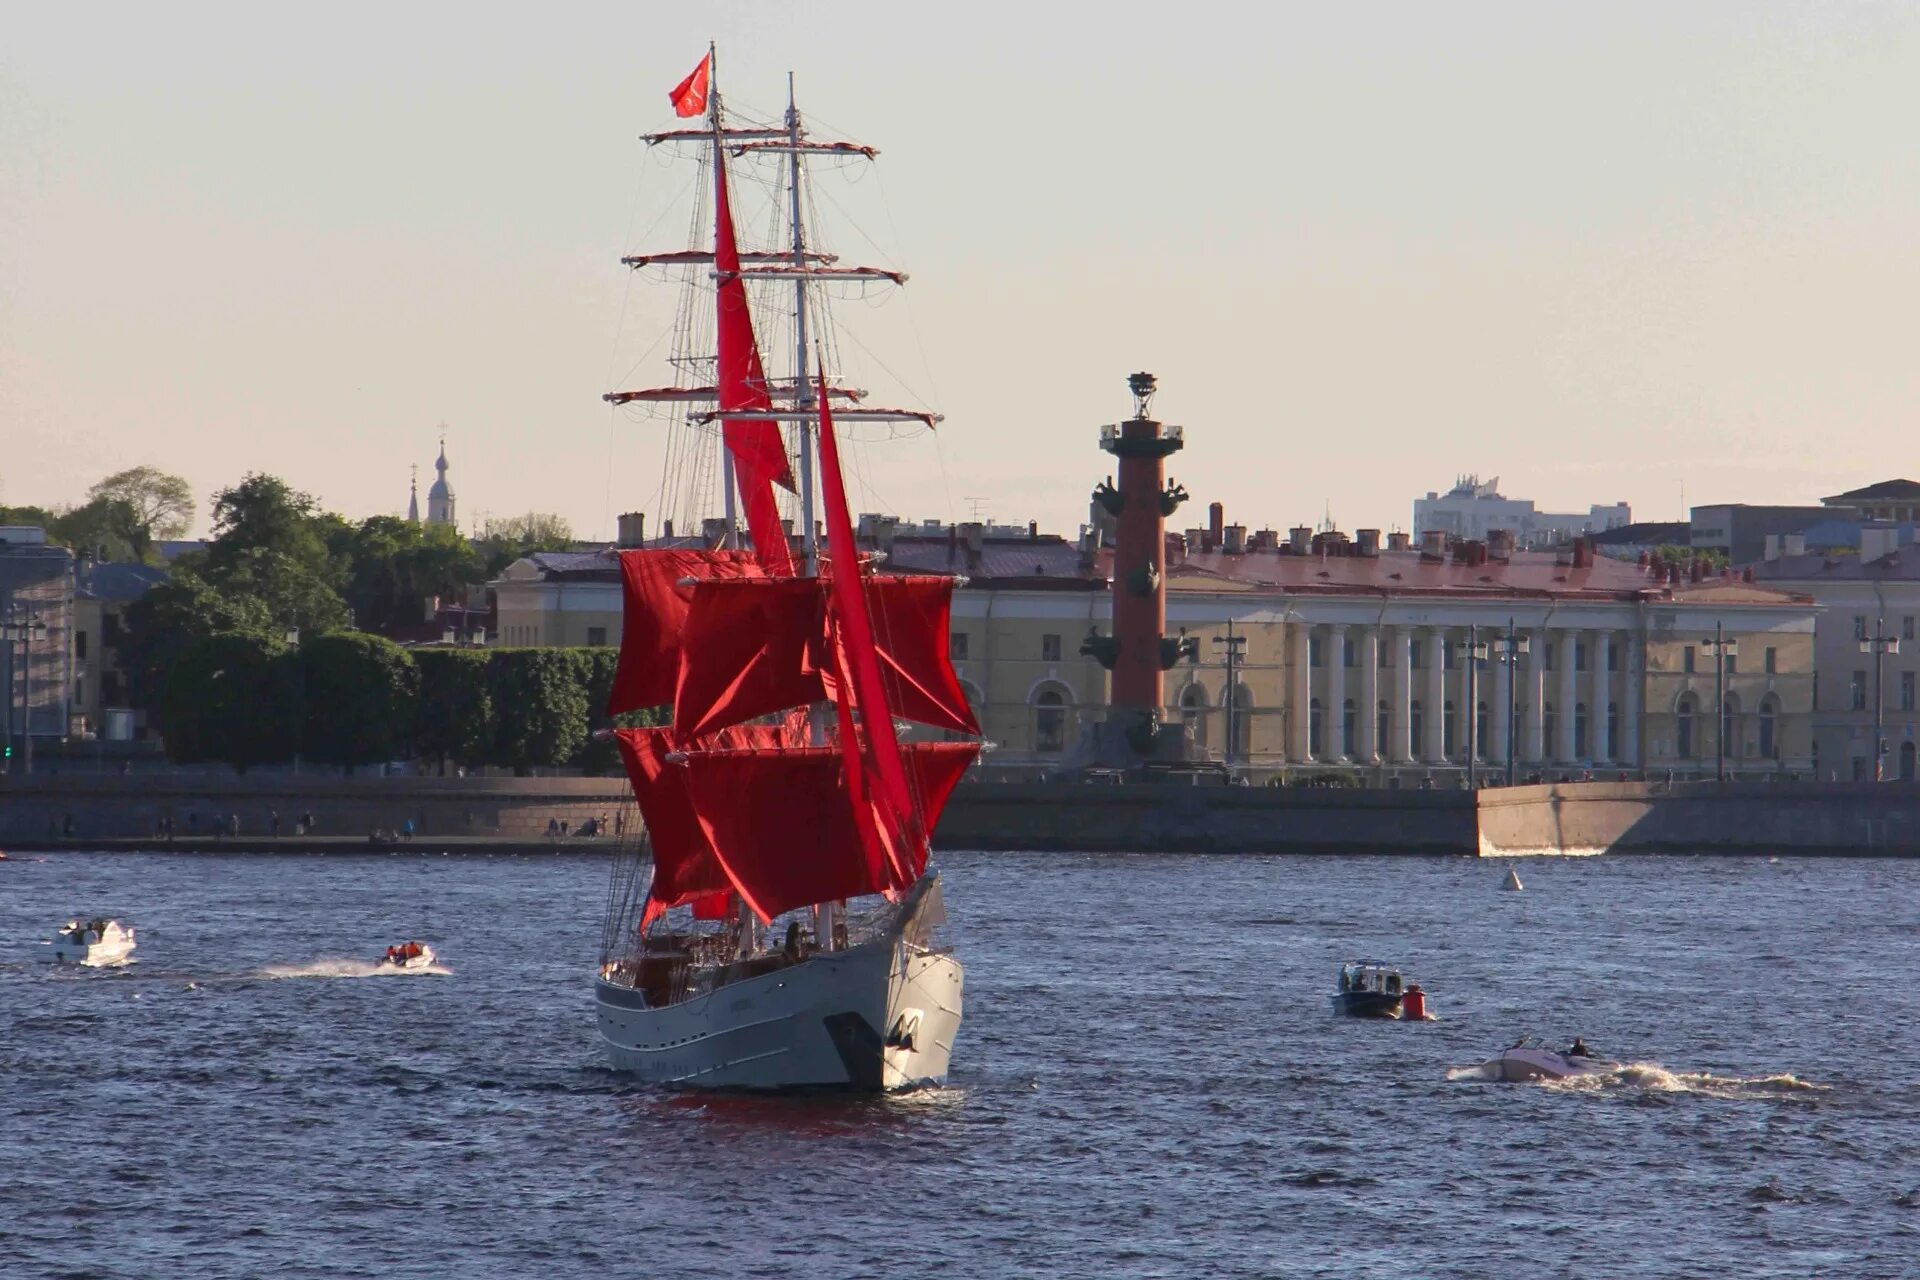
[1569,1037,1592,1059]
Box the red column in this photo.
[1111,418,1172,711]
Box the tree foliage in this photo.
[87,466,195,541]
[476,512,575,577]
[159,632,301,773]
[343,517,482,635]
[488,648,590,773]
[414,649,496,770]
[120,567,275,720]
[299,632,420,769]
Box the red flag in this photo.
[669,53,711,119]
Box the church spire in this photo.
[407,464,420,524]
[426,428,456,528]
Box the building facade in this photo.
[71,561,168,741]
[1,527,75,764]
[1414,475,1629,548]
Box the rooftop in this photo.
[1823,478,1920,505]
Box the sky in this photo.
[6,2,1920,542]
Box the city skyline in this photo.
[7,3,1920,541]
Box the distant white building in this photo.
[1413,475,1629,548]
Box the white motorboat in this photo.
[1484,1038,1615,1082]
[52,918,137,966]
[377,942,436,970]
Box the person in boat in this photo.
[782,920,804,963]
[385,946,399,965]
[1569,1037,1592,1059]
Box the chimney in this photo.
[1571,537,1592,570]
[1029,519,1039,541]
[1420,529,1447,561]
[702,516,729,545]
[662,518,674,540]
[1488,529,1514,562]
[1289,525,1312,554]
[1224,524,1247,554]
[1386,530,1412,552]
[615,512,646,548]
[1209,502,1225,541]
[1356,528,1381,557]
[961,521,986,555]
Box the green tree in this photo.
[415,649,496,771]
[572,646,662,775]
[476,512,575,577]
[120,566,275,718]
[0,503,56,529]
[49,497,150,563]
[199,474,350,635]
[488,648,589,774]
[159,632,301,772]
[87,466,196,541]
[344,517,483,636]
[299,632,420,770]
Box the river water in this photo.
[2,849,1915,1278]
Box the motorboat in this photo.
[52,918,137,966]
[1483,1038,1614,1082]
[378,941,436,970]
[1331,960,1429,1019]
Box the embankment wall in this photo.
[1476,781,1920,857]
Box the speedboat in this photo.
[1331,960,1428,1019]
[377,942,435,970]
[52,918,137,966]
[1484,1038,1614,1082]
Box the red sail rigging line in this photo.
[712,145,797,576]
[684,743,979,924]
[817,371,923,887]
[670,574,979,740]
[605,549,766,717]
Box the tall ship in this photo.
[593,50,981,1091]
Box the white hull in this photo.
[597,935,961,1092]
[378,945,437,970]
[1486,1047,1612,1082]
[52,921,136,967]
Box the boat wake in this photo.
[1447,1060,1825,1099]
[259,958,451,979]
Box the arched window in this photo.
[1410,699,1423,751]
[1476,701,1490,758]
[1723,697,1739,759]
[1377,700,1390,755]
[1180,682,1210,749]
[1308,698,1324,759]
[1341,698,1356,758]
[1033,689,1068,753]
[1443,700,1457,758]
[1757,694,1778,761]
[1574,702,1589,758]
[1676,694,1696,759]
[1607,702,1620,760]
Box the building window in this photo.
[1725,652,1737,675]
[586,627,607,647]
[1181,683,1209,748]
[1443,701,1456,757]
[1310,634,1324,668]
[1409,640,1422,671]
[1764,647,1777,675]
[1443,641,1456,671]
[1033,690,1067,753]
[1607,702,1620,759]
[1683,646,1696,674]
[1854,616,1868,641]
[1377,701,1390,752]
[1543,701,1556,750]
[1574,641,1587,672]
[74,676,84,705]
[1342,635,1356,669]
[1476,701,1490,758]
[1758,696,1778,760]
[950,633,969,661]
[1041,634,1062,662]
[1543,643,1554,672]
[1852,670,1868,711]
[1309,698,1324,758]
[1610,640,1622,670]
[1574,702,1589,758]
[1906,617,1916,642]
[1342,698,1356,757]
[75,631,88,661]
[1903,672,1916,713]
[1677,695,1696,758]
[1410,699,1423,749]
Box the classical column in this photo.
[1490,633,1512,764]
[1326,624,1349,760]
[1621,634,1642,767]
[1358,625,1380,762]
[1391,626,1414,762]
[1556,630,1579,762]
[1424,626,1447,762]
[1289,622,1312,761]
[1526,627,1548,762]
[1592,629,1614,764]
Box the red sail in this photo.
[606,549,765,716]
[615,720,804,928]
[712,146,796,576]
[671,578,826,741]
[817,375,922,886]
[671,574,978,740]
[684,742,979,923]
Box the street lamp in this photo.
[1454,625,1490,789]
[1491,620,1530,786]
[1701,622,1740,782]
[1212,621,1246,770]
[1860,619,1899,782]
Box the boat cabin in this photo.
[1338,961,1404,997]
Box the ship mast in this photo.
[706,43,739,550]
[786,74,818,573]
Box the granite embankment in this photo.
[3,775,1918,857]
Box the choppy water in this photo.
[2,849,1916,1278]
